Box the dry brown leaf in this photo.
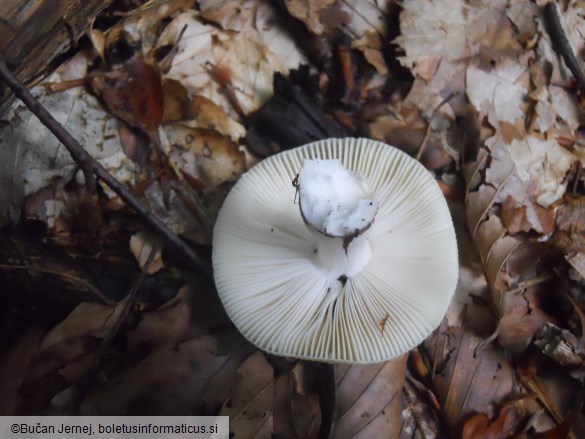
[82,330,253,415]
[159,6,305,117]
[187,95,246,142]
[166,125,245,189]
[89,57,164,134]
[13,301,127,411]
[462,397,528,439]
[352,32,388,75]
[284,0,337,35]
[0,328,44,415]
[333,355,407,439]
[273,366,321,439]
[162,78,194,123]
[466,58,530,124]
[40,302,126,351]
[416,203,519,434]
[220,351,275,438]
[400,375,443,438]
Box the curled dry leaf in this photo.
[451,0,585,351]
[129,231,164,274]
[414,203,520,434]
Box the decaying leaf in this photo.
[103,0,196,57]
[0,50,137,226]
[166,125,245,188]
[82,326,253,415]
[462,396,530,439]
[89,57,164,134]
[159,5,305,117]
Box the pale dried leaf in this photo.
[284,0,337,35]
[506,137,573,208]
[160,8,305,117]
[129,231,164,274]
[566,252,585,279]
[0,51,137,225]
[166,124,246,189]
[466,59,529,124]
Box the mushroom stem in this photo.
[309,227,373,284]
[298,159,377,289]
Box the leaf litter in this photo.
[2,0,585,437]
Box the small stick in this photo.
[318,363,337,439]
[0,60,210,274]
[415,93,456,162]
[544,2,585,92]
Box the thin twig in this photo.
[415,93,456,162]
[88,243,158,374]
[544,2,585,92]
[0,60,211,275]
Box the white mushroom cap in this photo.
[212,138,458,364]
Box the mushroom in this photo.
[213,137,458,364]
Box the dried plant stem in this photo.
[89,243,158,374]
[544,2,585,92]
[318,363,336,439]
[0,60,210,274]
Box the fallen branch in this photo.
[0,60,211,275]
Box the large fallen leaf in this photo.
[0,50,137,226]
[159,5,305,117]
[0,328,44,415]
[220,351,275,438]
[82,328,253,415]
[333,355,407,438]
